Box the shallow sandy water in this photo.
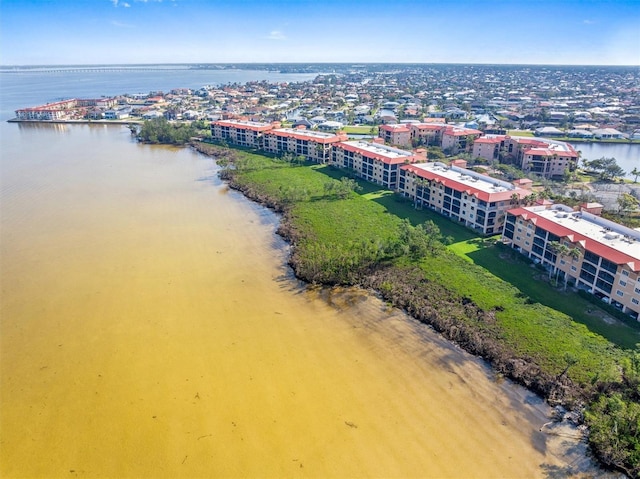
[0,125,607,478]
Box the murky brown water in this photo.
[1,124,604,478]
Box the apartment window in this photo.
[571,266,577,272]
[635,287,640,294]
[620,280,627,287]
[622,270,629,277]
[526,232,532,237]
[525,241,530,246]
[616,290,624,297]
[560,260,566,265]
[633,298,639,305]
[516,236,521,241]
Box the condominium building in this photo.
[410,123,447,147]
[471,136,503,161]
[518,140,578,178]
[262,127,348,163]
[331,140,423,189]
[210,119,277,148]
[440,126,483,154]
[399,159,531,235]
[473,135,578,178]
[15,99,78,121]
[502,203,640,318]
[378,124,412,148]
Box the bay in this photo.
[0,67,613,478]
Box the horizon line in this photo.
[1,62,639,68]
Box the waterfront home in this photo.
[104,107,132,120]
[592,128,626,139]
[331,139,423,190]
[399,159,530,235]
[502,203,640,319]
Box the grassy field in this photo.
[508,129,535,137]
[341,125,378,135]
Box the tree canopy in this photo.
[137,117,197,145]
[583,157,626,181]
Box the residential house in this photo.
[592,128,626,139]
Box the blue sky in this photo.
[1,0,639,65]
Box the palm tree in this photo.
[523,193,537,206]
[632,167,640,183]
[414,178,429,208]
[548,241,570,285]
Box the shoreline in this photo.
[7,118,142,125]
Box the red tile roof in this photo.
[474,137,502,144]
[507,208,639,272]
[443,127,483,137]
[380,124,410,133]
[411,124,446,131]
[524,148,578,158]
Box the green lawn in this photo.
[463,243,640,349]
[341,125,378,135]
[508,129,534,137]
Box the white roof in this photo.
[529,205,640,261]
[412,162,518,195]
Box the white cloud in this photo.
[583,19,596,25]
[266,30,286,40]
[111,0,172,6]
[111,20,134,27]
